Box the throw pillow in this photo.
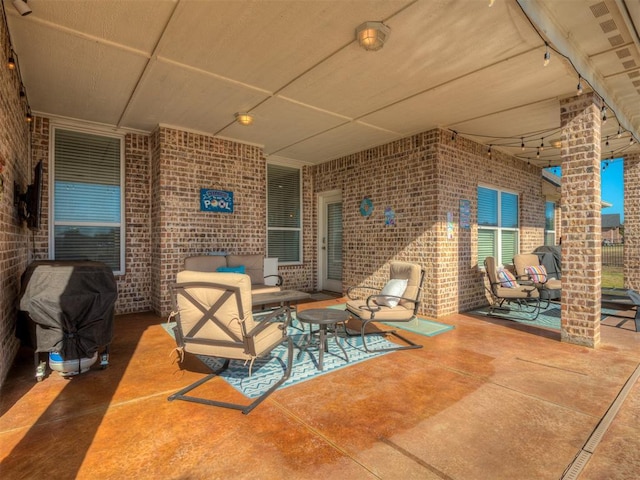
[524,265,547,283]
[378,278,408,308]
[216,265,246,274]
[497,269,518,288]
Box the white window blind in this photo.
[477,186,519,268]
[267,164,301,263]
[52,128,124,272]
[327,202,342,280]
[545,201,556,245]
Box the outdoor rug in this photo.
[162,319,398,399]
[327,303,455,337]
[471,303,624,330]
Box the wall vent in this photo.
[590,2,609,18]
[600,19,618,34]
[615,48,631,59]
[608,34,624,47]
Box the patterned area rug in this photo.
[163,320,398,399]
[471,303,624,330]
[327,303,455,336]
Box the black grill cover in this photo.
[19,261,117,360]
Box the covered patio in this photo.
[2,1,640,477]
[1,299,640,479]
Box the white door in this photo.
[318,191,343,293]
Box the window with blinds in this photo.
[477,186,519,268]
[544,201,556,245]
[267,164,301,264]
[52,128,124,273]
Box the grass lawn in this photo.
[602,266,624,289]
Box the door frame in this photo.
[317,189,342,292]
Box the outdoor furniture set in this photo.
[168,259,426,414]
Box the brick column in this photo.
[559,93,602,347]
[624,153,640,291]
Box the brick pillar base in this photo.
[624,153,640,291]
[560,93,602,348]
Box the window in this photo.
[51,127,124,273]
[544,201,556,245]
[477,186,519,267]
[267,164,301,264]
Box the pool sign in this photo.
[200,189,234,213]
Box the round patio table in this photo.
[296,308,350,371]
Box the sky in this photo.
[547,158,624,223]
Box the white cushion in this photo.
[378,278,408,308]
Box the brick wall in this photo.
[624,153,640,291]
[310,129,546,318]
[0,15,32,387]
[150,126,269,316]
[28,120,153,315]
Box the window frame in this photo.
[266,162,303,266]
[49,123,126,275]
[477,184,520,268]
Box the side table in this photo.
[296,308,350,370]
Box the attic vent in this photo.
[615,48,631,59]
[590,2,609,17]
[622,60,637,69]
[628,71,640,78]
[600,19,618,34]
[608,34,624,46]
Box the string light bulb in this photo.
[536,147,540,159]
[543,43,550,67]
[25,110,33,123]
[617,126,622,138]
[577,74,583,96]
[487,145,492,158]
[539,138,544,151]
[521,138,525,151]
[7,54,16,70]
[601,105,607,124]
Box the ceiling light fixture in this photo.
[543,43,550,67]
[551,139,562,149]
[356,21,390,51]
[12,0,32,16]
[234,112,254,126]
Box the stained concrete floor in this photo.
[1,297,639,479]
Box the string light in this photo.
[521,138,525,151]
[7,53,15,70]
[577,74,583,95]
[601,105,607,124]
[605,136,609,147]
[487,145,492,158]
[617,125,622,138]
[536,147,540,159]
[539,138,544,151]
[543,43,550,67]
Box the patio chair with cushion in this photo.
[168,270,293,414]
[513,253,561,303]
[484,256,541,320]
[345,261,425,352]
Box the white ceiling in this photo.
[4,0,640,167]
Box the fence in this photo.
[602,243,623,267]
